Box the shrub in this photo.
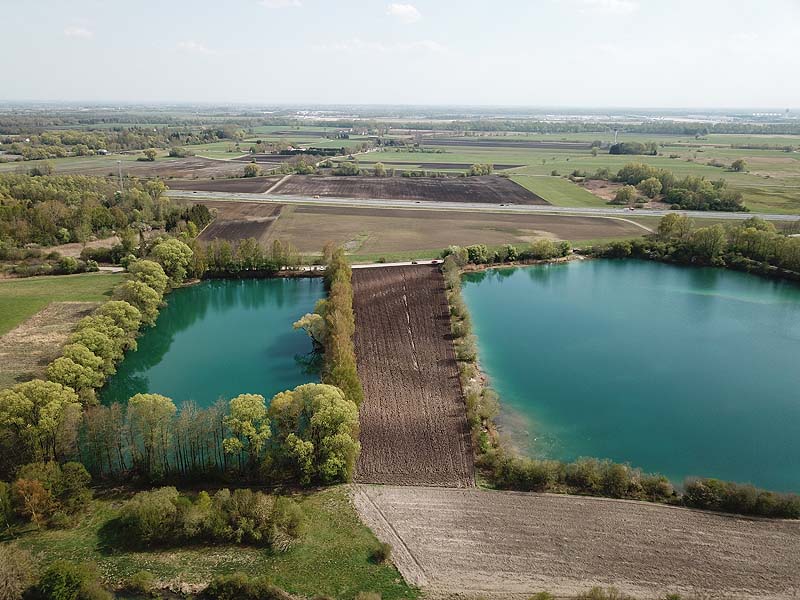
[0,545,35,600]
[118,486,180,546]
[203,573,292,600]
[36,561,112,600]
[525,239,559,260]
[355,594,382,600]
[576,588,635,600]
[126,571,155,595]
[370,542,392,564]
[529,594,555,600]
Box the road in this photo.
[166,189,800,222]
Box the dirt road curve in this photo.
[354,485,800,599]
[352,266,474,487]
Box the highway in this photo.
[166,189,800,222]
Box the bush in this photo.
[118,487,305,549]
[0,545,35,600]
[203,573,292,600]
[683,478,800,518]
[36,561,112,600]
[126,571,155,595]
[370,542,392,564]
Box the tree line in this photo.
[0,125,246,161]
[591,214,800,277]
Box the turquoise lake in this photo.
[462,260,800,492]
[102,278,323,407]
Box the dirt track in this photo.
[352,266,474,487]
[275,175,548,205]
[354,485,800,599]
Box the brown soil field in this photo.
[354,485,800,599]
[422,138,593,150]
[66,157,247,179]
[167,176,281,194]
[376,162,524,170]
[273,175,548,205]
[233,154,294,166]
[0,302,98,389]
[352,266,474,487]
[191,201,283,246]
[266,204,646,254]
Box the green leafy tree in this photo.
[656,213,693,241]
[0,381,81,464]
[47,357,105,399]
[150,238,193,284]
[373,162,387,177]
[67,328,118,374]
[127,394,177,477]
[268,384,360,484]
[95,300,142,334]
[142,148,157,161]
[127,260,169,296]
[113,280,162,325]
[612,185,638,205]
[223,394,271,471]
[637,177,663,199]
[731,158,747,172]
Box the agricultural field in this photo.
[273,175,547,204]
[13,487,417,600]
[266,204,648,258]
[194,201,284,245]
[352,266,474,487]
[167,175,281,194]
[0,154,248,179]
[354,485,800,600]
[0,301,97,390]
[350,134,800,213]
[0,272,123,336]
[0,272,123,389]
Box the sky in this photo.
[3,0,800,108]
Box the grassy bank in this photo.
[8,486,416,599]
[0,272,124,335]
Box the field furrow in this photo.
[352,265,474,487]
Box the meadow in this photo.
[0,272,123,335]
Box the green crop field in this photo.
[0,272,123,335]
[510,175,607,207]
[11,487,417,600]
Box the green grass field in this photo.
[510,175,607,208]
[10,486,417,600]
[0,273,123,335]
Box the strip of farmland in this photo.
[352,266,475,487]
[354,485,800,599]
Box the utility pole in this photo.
[117,160,124,192]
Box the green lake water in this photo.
[462,260,800,492]
[102,278,323,408]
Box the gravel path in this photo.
[354,485,800,599]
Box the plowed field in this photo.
[274,175,547,205]
[354,485,800,599]
[352,266,474,487]
[195,201,283,246]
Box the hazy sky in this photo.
[4,0,800,108]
